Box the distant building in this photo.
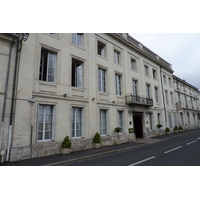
[0,33,199,162]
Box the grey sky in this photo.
[130,33,200,90]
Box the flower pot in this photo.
[93,143,101,149]
[61,148,71,155]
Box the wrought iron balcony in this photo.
[125,94,153,106]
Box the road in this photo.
[59,131,200,166]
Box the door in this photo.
[133,112,143,138]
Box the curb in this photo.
[46,130,199,166]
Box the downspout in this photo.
[0,39,15,163]
[6,34,21,161]
[160,66,167,127]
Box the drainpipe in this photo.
[6,34,21,161]
[0,39,15,163]
[160,66,167,127]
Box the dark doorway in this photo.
[133,112,143,138]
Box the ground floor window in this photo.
[118,111,124,133]
[100,109,108,135]
[37,105,54,141]
[149,113,153,130]
[72,107,84,138]
[168,114,173,129]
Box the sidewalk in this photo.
[0,129,198,166]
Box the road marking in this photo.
[186,140,197,145]
[129,156,156,166]
[164,146,182,154]
[197,138,200,140]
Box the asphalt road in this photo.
[59,131,200,166]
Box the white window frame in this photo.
[37,105,55,142]
[39,48,56,82]
[165,90,169,105]
[100,109,108,135]
[114,50,120,64]
[146,84,151,99]
[72,107,84,138]
[131,58,136,70]
[72,33,83,47]
[72,59,83,88]
[98,68,106,92]
[97,41,106,57]
[118,111,124,133]
[155,87,159,103]
[115,74,122,96]
[153,69,157,79]
[144,65,149,76]
[170,92,173,105]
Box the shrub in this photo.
[61,136,71,148]
[174,126,178,131]
[115,127,122,133]
[93,132,101,143]
[165,127,170,132]
[157,124,162,129]
[179,126,183,130]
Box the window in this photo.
[149,113,153,130]
[71,59,83,88]
[144,65,149,76]
[170,92,173,105]
[168,114,172,129]
[187,112,190,124]
[37,105,54,141]
[185,95,188,107]
[39,48,56,82]
[114,50,120,64]
[118,111,124,133]
[178,93,181,103]
[146,84,151,99]
[97,41,106,57]
[115,74,122,95]
[165,90,168,105]
[155,87,159,103]
[72,33,83,47]
[174,114,177,126]
[72,107,84,138]
[180,112,184,125]
[100,109,108,135]
[177,82,180,89]
[157,113,161,125]
[131,59,136,70]
[133,80,138,102]
[153,69,157,79]
[163,75,166,84]
[98,68,106,92]
[168,77,172,86]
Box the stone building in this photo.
[0,33,199,162]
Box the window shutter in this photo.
[81,108,84,138]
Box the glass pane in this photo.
[38,131,42,140]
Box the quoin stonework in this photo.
[0,33,200,162]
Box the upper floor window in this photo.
[98,68,106,92]
[168,77,172,86]
[144,65,149,76]
[155,87,159,103]
[163,75,166,84]
[114,50,120,64]
[72,33,83,47]
[131,59,136,70]
[165,90,169,105]
[71,59,83,88]
[97,41,106,57]
[39,48,56,82]
[146,84,151,99]
[153,69,157,79]
[115,74,122,96]
[178,93,181,103]
[170,92,173,105]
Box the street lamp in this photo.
[21,33,30,42]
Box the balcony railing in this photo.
[125,94,153,106]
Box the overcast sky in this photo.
[130,33,200,90]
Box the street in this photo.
[59,131,200,166]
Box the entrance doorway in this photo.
[133,112,143,138]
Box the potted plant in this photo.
[178,126,183,132]
[157,124,162,129]
[174,126,178,133]
[93,132,101,149]
[115,127,122,134]
[165,127,170,134]
[61,136,72,154]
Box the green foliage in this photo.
[115,127,122,133]
[61,136,71,148]
[165,127,170,132]
[157,124,162,129]
[93,132,101,143]
[174,126,178,131]
[179,126,183,130]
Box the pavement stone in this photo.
[0,129,199,166]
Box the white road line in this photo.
[186,140,197,145]
[164,146,182,154]
[129,156,156,166]
[197,138,200,140]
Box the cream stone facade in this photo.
[0,33,199,162]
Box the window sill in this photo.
[70,43,86,51]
